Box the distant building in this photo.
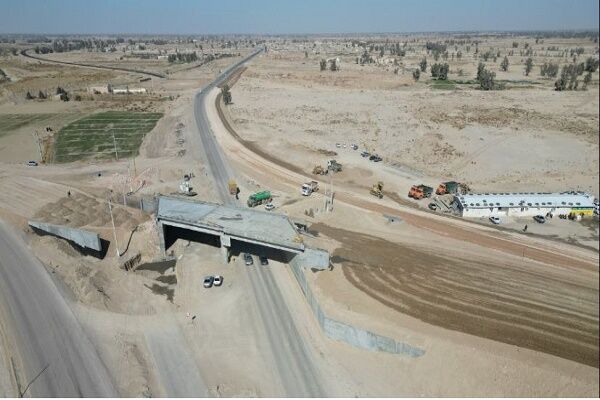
[454,191,596,218]
[111,86,147,95]
[127,87,147,94]
[87,85,110,94]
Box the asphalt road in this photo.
[194,49,325,397]
[0,221,117,397]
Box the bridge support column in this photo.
[220,234,231,264]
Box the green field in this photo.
[0,114,58,137]
[54,111,163,163]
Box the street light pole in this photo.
[108,198,120,257]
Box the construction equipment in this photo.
[228,180,238,195]
[436,181,471,195]
[301,181,319,196]
[327,159,342,173]
[436,181,459,195]
[370,181,384,199]
[312,165,328,175]
[408,184,433,200]
[179,181,197,196]
[247,191,272,207]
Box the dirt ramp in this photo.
[34,192,148,229]
[313,223,599,368]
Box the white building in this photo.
[111,86,147,95]
[454,191,596,218]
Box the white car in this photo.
[265,202,275,211]
[213,275,223,286]
[26,160,38,166]
[489,216,501,225]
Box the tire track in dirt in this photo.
[317,223,599,368]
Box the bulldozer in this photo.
[408,184,433,200]
[370,181,384,199]
[312,165,328,175]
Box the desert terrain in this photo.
[0,32,598,397]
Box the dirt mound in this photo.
[313,223,599,368]
[33,192,148,229]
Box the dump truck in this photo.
[301,181,319,196]
[370,181,384,199]
[436,181,459,195]
[312,165,327,175]
[408,184,433,200]
[247,191,272,207]
[228,180,238,195]
[327,159,342,173]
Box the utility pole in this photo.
[111,126,119,161]
[108,198,121,257]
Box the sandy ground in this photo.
[230,50,599,198]
[0,35,598,396]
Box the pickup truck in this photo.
[301,181,319,196]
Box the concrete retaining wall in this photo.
[28,221,102,251]
[289,257,424,357]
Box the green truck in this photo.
[247,191,272,207]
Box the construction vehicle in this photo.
[436,181,471,195]
[228,180,238,195]
[179,181,197,196]
[370,181,384,199]
[436,181,459,195]
[247,191,272,207]
[408,184,433,200]
[301,181,319,196]
[327,159,342,172]
[312,165,328,175]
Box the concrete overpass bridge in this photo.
[156,196,328,269]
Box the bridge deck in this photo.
[157,196,305,252]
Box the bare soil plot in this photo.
[313,223,599,368]
[54,111,162,162]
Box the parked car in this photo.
[213,275,223,286]
[428,203,438,211]
[259,255,269,266]
[335,143,341,148]
[203,276,214,288]
[360,151,370,158]
[369,154,382,162]
[533,215,546,224]
[26,161,38,166]
[489,216,501,225]
[243,253,254,266]
[264,202,275,211]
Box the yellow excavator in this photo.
[370,181,384,199]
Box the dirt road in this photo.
[214,90,597,272]
[315,223,599,368]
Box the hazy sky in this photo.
[1,0,598,34]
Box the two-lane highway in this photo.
[0,221,117,397]
[193,49,325,397]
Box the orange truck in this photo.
[408,185,433,200]
[436,181,459,195]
